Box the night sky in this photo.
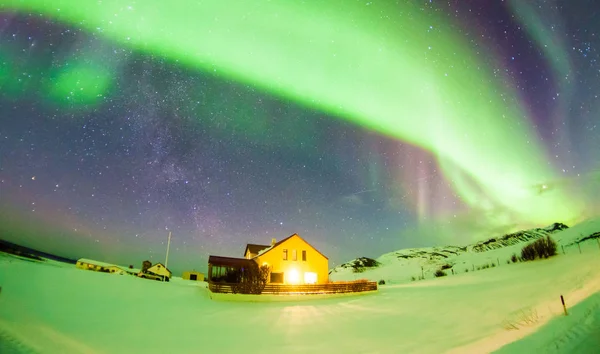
[1,1,599,274]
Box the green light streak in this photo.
[47,61,112,107]
[2,0,584,225]
[508,1,575,145]
[508,1,571,81]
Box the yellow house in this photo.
[146,263,172,279]
[182,271,204,281]
[253,234,329,285]
[207,234,329,285]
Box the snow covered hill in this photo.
[469,222,568,252]
[329,221,595,284]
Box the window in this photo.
[283,249,288,260]
[304,272,317,284]
[302,250,307,261]
[292,249,297,261]
[270,272,284,283]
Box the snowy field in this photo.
[1,222,600,353]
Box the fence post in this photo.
[497,257,500,266]
[562,245,565,255]
[472,264,475,272]
[597,238,600,250]
[560,295,568,316]
[578,243,582,254]
[421,266,424,280]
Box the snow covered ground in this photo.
[0,220,599,353]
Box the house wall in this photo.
[76,261,117,273]
[182,271,205,281]
[254,235,329,285]
[148,264,171,278]
[106,266,124,274]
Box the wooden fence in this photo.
[208,280,378,295]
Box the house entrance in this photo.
[190,274,197,281]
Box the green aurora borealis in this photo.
[2,0,585,225]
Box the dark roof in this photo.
[243,244,270,257]
[208,255,255,268]
[257,234,328,260]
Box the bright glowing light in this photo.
[287,268,300,285]
[3,0,584,225]
[304,272,317,284]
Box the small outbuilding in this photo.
[146,262,172,280]
[182,271,205,281]
[76,258,137,275]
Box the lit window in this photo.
[304,272,317,284]
[283,249,288,260]
[288,269,300,284]
[292,249,297,261]
[302,250,307,261]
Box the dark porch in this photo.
[207,255,256,283]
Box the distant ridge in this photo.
[331,222,570,276]
[0,239,77,264]
[469,222,569,252]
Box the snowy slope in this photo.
[329,220,599,284]
[1,229,600,353]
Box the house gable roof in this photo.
[255,234,328,260]
[243,244,270,257]
[149,262,172,274]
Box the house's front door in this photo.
[190,274,197,281]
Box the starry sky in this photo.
[1,1,599,274]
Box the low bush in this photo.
[434,269,447,277]
[521,236,558,261]
[511,253,518,263]
[378,279,385,285]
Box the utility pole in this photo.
[164,231,172,282]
